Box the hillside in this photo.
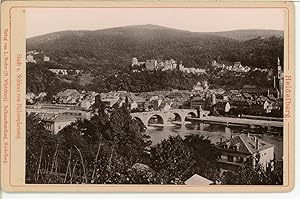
[26,25,284,94]
[210,29,283,41]
[27,25,283,73]
[27,25,240,72]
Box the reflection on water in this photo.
[146,122,283,161]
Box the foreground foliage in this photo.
[26,99,283,184]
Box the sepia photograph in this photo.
[23,7,286,186]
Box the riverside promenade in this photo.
[187,116,283,128]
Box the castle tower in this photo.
[211,93,216,106]
[277,57,283,98]
[132,57,138,66]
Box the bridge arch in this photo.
[133,116,147,131]
[133,116,144,125]
[171,112,182,122]
[187,112,197,118]
[147,114,165,126]
[170,109,198,122]
[130,109,198,127]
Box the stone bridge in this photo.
[130,109,199,127]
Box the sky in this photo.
[26,8,285,38]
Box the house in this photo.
[102,95,120,107]
[242,93,252,100]
[38,113,78,134]
[130,101,138,110]
[226,90,244,101]
[37,92,47,99]
[80,99,92,110]
[164,59,172,70]
[190,95,206,109]
[195,68,206,74]
[145,59,158,71]
[229,100,251,115]
[149,95,159,102]
[185,174,214,185]
[49,68,68,75]
[57,89,80,98]
[26,55,36,63]
[130,98,147,111]
[178,62,185,71]
[26,92,36,104]
[157,101,172,111]
[232,62,242,71]
[241,85,278,96]
[166,90,190,99]
[263,100,272,113]
[132,57,139,66]
[133,96,146,104]
[249,102,265,116]
[43,55,50,62]
[216,134,275,173]
[193,82,204,92]
[213,101,230,115]
[56,89,81,104]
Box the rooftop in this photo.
[38,113,78,123]
[185,174,213,185]
[57,89,80,98]
[217,134,274,154]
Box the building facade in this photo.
[37,113,78,134]
[216,134,275,173]
[145,59,158,71]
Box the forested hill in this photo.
[27,24,283,73]
[209,29,283,41]
[26,25,283,94]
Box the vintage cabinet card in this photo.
[0,0,295,192]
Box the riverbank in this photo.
[187,116,283,128]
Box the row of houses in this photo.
[186,85,282,116]
[28,82,283,117]
[26,92,47,104]
[212,99,280,116]
[212,60,251,73]
[132,57,206,74]
[26,50,50,63]
[49,68,83,75]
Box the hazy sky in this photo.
[26,8,284,38]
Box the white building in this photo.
[216,134,275,173]
[49,69,68,75]
[193,82,204,92]
[26,55,36,63]
[38,113,78,134]
[132,57,138,66]
[26,92,36,104]
[43,55,50,62]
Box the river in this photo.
[146,122,283,161]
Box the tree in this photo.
[25,114,56,183]
[221,164,283,185]
[149,135,196,184]
[183,134,220,181]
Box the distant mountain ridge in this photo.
[209,29,283,41]
[28,24,283,41]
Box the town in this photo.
[26,53,284,185]
[20,4,289,187]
